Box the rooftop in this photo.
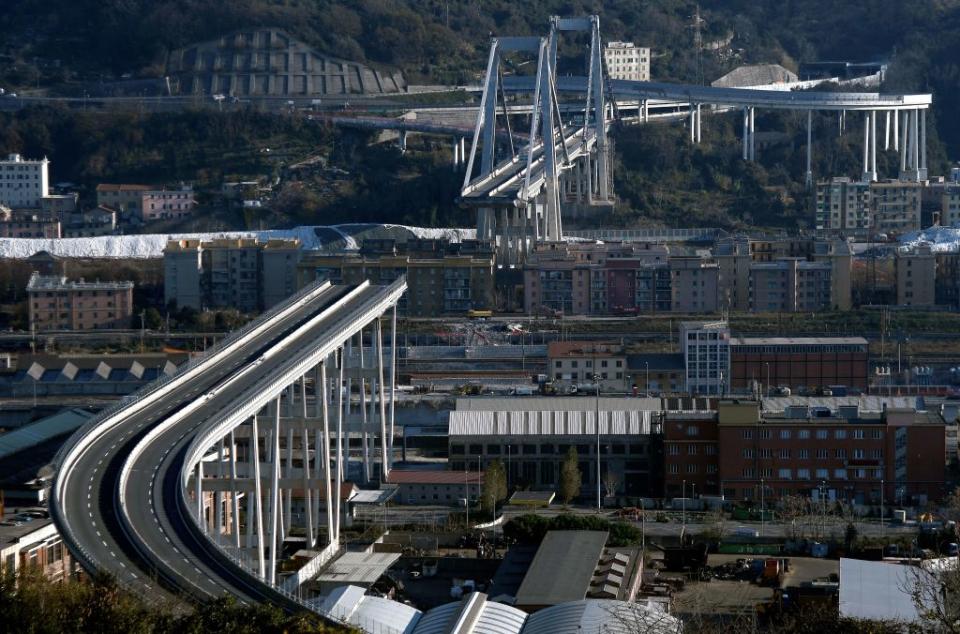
[388,469,484,485]
[448,409,655,437]
[733,336,869,347]
[95,183,151,192]
[315,550,401,586]
[26,273,133,292]
[515,531,609,607]
[547,341,623,358]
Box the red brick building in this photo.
[663,412,720,497]
[729,336,869,393]
[715,399,945,505]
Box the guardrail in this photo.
[51,279,334,577]
[176,278,406,617]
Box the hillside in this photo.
[2,1,959,156]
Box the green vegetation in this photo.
[1,1,958,230]
[480,459,507,513]
[559,447,581,505]
[503,513,644,547]
[0,568,350,633]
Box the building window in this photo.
[798,429,810,439]
[759,429,772,440]
[872,429,883,440]
[853,429,865,440]
[816,430,828,440]
[687,445,697,456]
[835,429,847,440]
[834,469,847,480]
[778,448,791,459]
[778,468,792,479]
[759,448,773,459]
[853,449,865,459]
[816,449,829,459]
[742,448,755,458]
[707,464,717,474]
[836,448,847,459]
[779,430,791,440]
[798,449,810,459]
[705,445,716,456]
[798,468,811,480]
[816,468,829,479]
[742,430,753,439]
[686,464,697,474]
[686,426,699,436]
[668,444,679,455]
[669,464,680,474]
[743,468,755,478]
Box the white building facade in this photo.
[603,41,651,82]
[681,321,731,395]
[0,154,50,209]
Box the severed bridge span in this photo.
[50,13,932,628]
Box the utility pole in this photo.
[595,373,602,511]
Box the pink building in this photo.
[27,273,134,331]
[141,188,197,221]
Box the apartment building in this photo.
[895,243,937,307]
[299,239,495,317]
[816,177,870,235]
[815,177,922,238]
[0,208,61,238]
[681,321,730,395]
[714,399,945,504]
[871,180,922,236]
[548,341,627,392]
[941,185,960,226]
[669,257,720,313]
[0,154,50,209]
[0,510,76,581]
[97,184,196,222]
[603,41,651,81]
[27,273,134,331]
[163,238,301,312]
[749,259,833,312]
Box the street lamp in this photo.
[593,373,602,511]
[760,478,765,537]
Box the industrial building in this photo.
[448,397,663,497]
[729,336,870,393]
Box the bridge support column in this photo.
[358,331,370,484]
[320,360,336,545]
[901,110,909,175]
[398,130,407,154]
[863,111,877,182]
[215,439,225,536]
[269,397,281,585]
[893,109,899,151]
[251,414,265,578]
[920,109,928,180]
[389,306,397,455]
[300,378,313,549]
[689,104,695,143]
[376,316,390,481]
[335,351,344,541]
[229,430,241,549]
[284,424,293,539]
[749,107,756,161]
[742,108,749,160]
[806,111,813,188]
[696,104,702,144]
[884,111,891,150]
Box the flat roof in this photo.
[448,409,654,437]
[315,551,401,585]
[455,397,660,412]
[388,469,483,485]
[734,336,868,346]
[839,558,927,624]
[515,531,608,607]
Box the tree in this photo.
[481,459,507,513]
[602,469,619,500]
[560,446,581,505]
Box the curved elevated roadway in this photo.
[51,278,405,610]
